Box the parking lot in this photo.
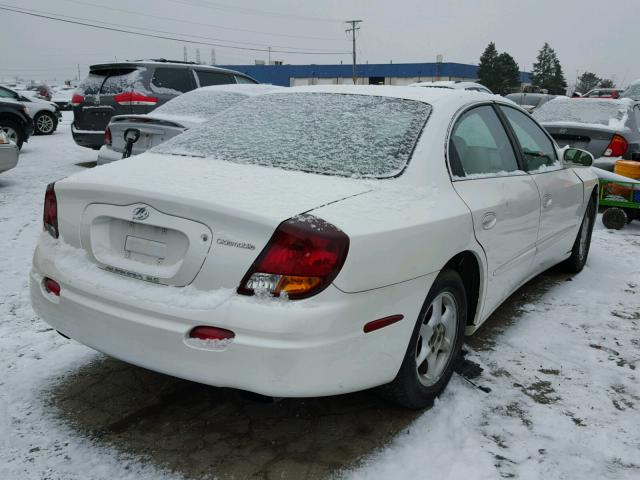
[0,113,638,479]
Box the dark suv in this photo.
[0,99,34,149]
[71,60,258,149]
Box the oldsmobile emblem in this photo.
[132,206,149,221]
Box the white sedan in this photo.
[30,86,598,408]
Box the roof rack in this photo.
[135,58,201,65]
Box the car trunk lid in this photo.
[57,153,372,289]
[542,123,619,158]
[108,114,189,155]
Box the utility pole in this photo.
[183,46,188,62]
[345,20,362,85]
[268,46,271,65]
[77,64,80,81]
[196,48,201,64]
[211,48,216,65]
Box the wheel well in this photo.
[443,251,481,326]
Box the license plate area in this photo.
[80,203,213,286]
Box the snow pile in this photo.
[153,92,432,179]
[152,90,249,122]
[533,97,634,131]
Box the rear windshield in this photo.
[153,92,431,178]
[153,90,248,120]
[80,68,144,95]
[533,97,632,128]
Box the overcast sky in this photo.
[1,0,638,87]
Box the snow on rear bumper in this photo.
[30,244,434,397]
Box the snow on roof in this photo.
[533,97,635,131]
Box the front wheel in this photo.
[564,196,597,272]
[381,269,467,409]
[0,120,25,149]
[34,111,57,135]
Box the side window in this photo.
[151,68,194,93]
[0,88,16,99]
[500,106,558,171]
[449,105,520,178]
[235,75,257,84]
[195,70,235,86]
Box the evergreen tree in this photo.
[576,72,601,93]
[600,78,615,88]
[532,43,567,94]
[478,42,500,93]
[496,52,521,95]
[477,42,521,94]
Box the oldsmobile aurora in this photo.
[30,86,598,408]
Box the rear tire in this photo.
[602,207,627,230]
[380,269,467,409]
[34,111,57,135]
[0,120,24,149]
[564,196,596,272]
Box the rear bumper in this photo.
[96,145,123,165]
[0,143,19,173]
[30,240,434,397]
[71,124,104,149]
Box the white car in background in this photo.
[0,130,19,173]
[410,80,493,94]
[51,85,76,111]
[0,85,61,135]
[97,84,281,165]
[31,86,597,408]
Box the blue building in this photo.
[219,62,531,87]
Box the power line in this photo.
[59,0,344,42]
[0,3,346,51]
[163,0,343,23]
[0,5,350,55]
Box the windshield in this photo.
[153,92,431,178]
[80,68,144,95]
[623,83,640,100]
[533,97,632,128]
[153,90,248,120]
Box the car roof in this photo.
[263,84,507,108]
[409,80,489,90]
[88,61,248,78]
[192,84,283,95]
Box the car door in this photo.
[498,105,585,270]
[449,104,541,317]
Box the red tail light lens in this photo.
[43,277,61,296]
[104,126,112,146]
[604,134,628,157]
[238,215,349,300]
[189,326,235,341]
[114,91,158,106]
[43,182,58,238]
[70,93,84,106]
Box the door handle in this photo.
[482,212,497,230]
[543,194,553,209]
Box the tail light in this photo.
[70,93,84,106]
[114,92,158,106]
[189,326,235,341]
[104,126,112,146]
[43,277,61,296]
[238,215,349,300]
[604,134,628,157]
[43,182,58,238]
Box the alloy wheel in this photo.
[415,291,458,387]
[1,126,18,143]
[37,114,54,134]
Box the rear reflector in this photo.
[363,315,404,333]
[604,134,628,157]
[104,126,112,146]
[70,93,84,106]
[43,182,58,238]
[114,91,158,106]
[43,277,61,296]
[189,326,235,341]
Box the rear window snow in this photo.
[153,92,431,178]
[80,68,144,95]
[153,90,249,121]
[533,97,633,131]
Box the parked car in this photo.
[51,86,76,111]
[72,60,258,150]
[621,80,640,101]
[24,83,52,101]
[97,84,280,165]
[581,88,621,99]
[0,130,19,174]
[31,86,597,409]
[0,99,34,149]
[533,97,640,171]
[0,85,61,135]
[505,92,556,112]
[410,80,493,94]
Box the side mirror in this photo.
[563,148,593,167]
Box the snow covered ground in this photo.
[1,113,639,479]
